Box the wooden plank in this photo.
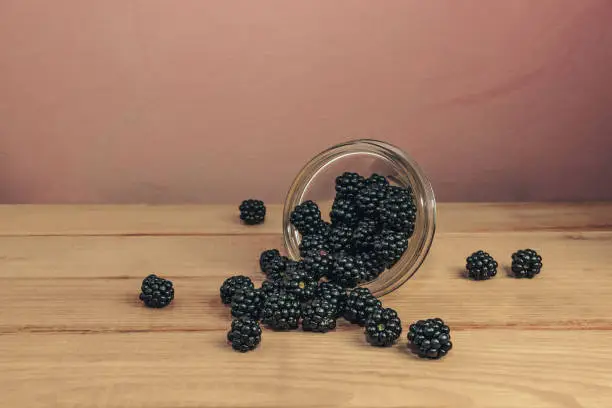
[1,232,610,333]
[1,330,611,407]
[0,203,610,236]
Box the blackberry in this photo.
[511,249,543,278]
[352,218,379,251]
[227,317,261,352]
[328,225,354,253]
[290,200,323,235]
[466,250,498,281]
[344,287,381,326]
[302,249,333,280]
[335,172,365,198]
[364,173,389,188]
[315,282,347,317]
[262,256,290,281]
[388,185,413,197]
[230,288,263,320]
[365,307,402,347]
[139,274,174,308]
[379,194,417,235]
[261,291,301,330]
[375,230,409,268]
[299,233,330,256]
[330,197,359,227]
[408,318,453,359]
[239,199,266,225]
[355,185,388,218]
[220,275,254,304]
[357,251,386,282]
[301,298,337,333]
[328,254,366,288]
[259,249,281,273]
[260,279,282,296]
[279,267,318,302]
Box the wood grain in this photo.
[0,204,611,407]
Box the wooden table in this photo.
[1,204,611,407]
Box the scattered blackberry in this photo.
[227,316,262,352]
[466,250,498,281]
[355,185,388,218]
[352,218,379,251]
[261,291,301,331]
[239,199,266,225]
[220,275,254,304]
[328,224,354,253]
[328,254,366,288]
[511,249,543,279]
[302,249,333,280]
[259,249,281,273]
[379,194,417,235]
[260,279,282,296]
[315,282,347,317]
[408,318,453,359]
[299,233,330,257]
[364,173,389,188]
[301,298,337,333]
[279,267,318,302]
[344,287,382,326]
[375,230,409,268]
[335,172,365,198]
[262,255,290,281]
[330,197,359,227]
[139,274,174,308]
[230,288,263,320]
[357,251,386,282]
[290,200,323,235]
[365,307,402,347]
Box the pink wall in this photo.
[1,0,611,204]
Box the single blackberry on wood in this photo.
[379,193,417,235]
[315,282,347,317]
[302,249,333,280]
[230,288,264,320]
[261,291,301,331]
[465,250,498,281]
[139,274,174,308]
[239,199,266,225]
[344,287,381,326]
[227,316,261,352]
[365,307,402,347]
[290,200,323,235]
[299,233,330,257]
[328,253,366,288]
[259,249,281,273]
[375,230,409,268]
[220,275,254,305]
[330,197,359,227]
[301,298,337,333]
[511,249,543,279]
[408,318,453,359]
[328,224,354,253]
[335,172,365,198]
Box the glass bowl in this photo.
[282,139,436,297]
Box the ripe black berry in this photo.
[279,267,318,302]
[262,255,291,281]
[260,279,282,296]
[379,193,417,235]
[239,199,266,225]
[139,274,174,308]
[365,307,402,347]
[408,318,453,359]
[355,185,388,218]
[230,288,263,320]
[220,275,254,304]
[364,173,389,188]
[357,251,386,282]
[328,224,354,253]
[328,254,366,288]
[511,249,543,278]
[302,249,333,280]
[261,291,301,331]
[352,218,379,251]
[290,200,323,235]
[344,287,381,326]
[299,233,330,256]
[375,230,409,268]
[259,249,281,273]
[227,317,261,352]
[466,250,498,281]
[301,298,337,333]
[330,197,359,227]
[335,172,365,198]
[315,282,347,317]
